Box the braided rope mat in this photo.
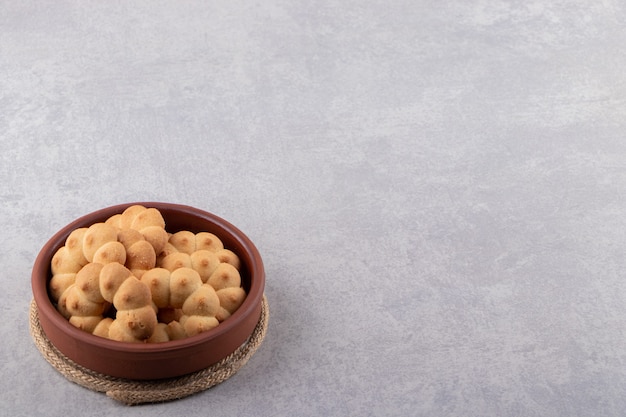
[29,296,269,405]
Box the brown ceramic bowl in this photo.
[31,202,265,380]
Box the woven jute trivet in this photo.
[29,296,269,405]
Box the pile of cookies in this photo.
[48,205,247,343]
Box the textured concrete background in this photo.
[2,1,626,416]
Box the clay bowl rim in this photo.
[31,201,265,355]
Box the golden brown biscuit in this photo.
[207,263,241,291]
[126,240,157,278]
[69,315,104,333]
[215,286,247,322]
[64,227,89,267]
[82,223,118,263]
[169,268,203,309]
[195,232,224,252]
[190,250,220,283]
[48,272,76,302]
[51,247,84,275]
[215,249,241,270]
[92,317,113,338]
[160,252,192,272]
[92,241,126,265]
[99,262,134,302]
[180,315,219,336]
[168,231,196,254]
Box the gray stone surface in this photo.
[2,1,626,416]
